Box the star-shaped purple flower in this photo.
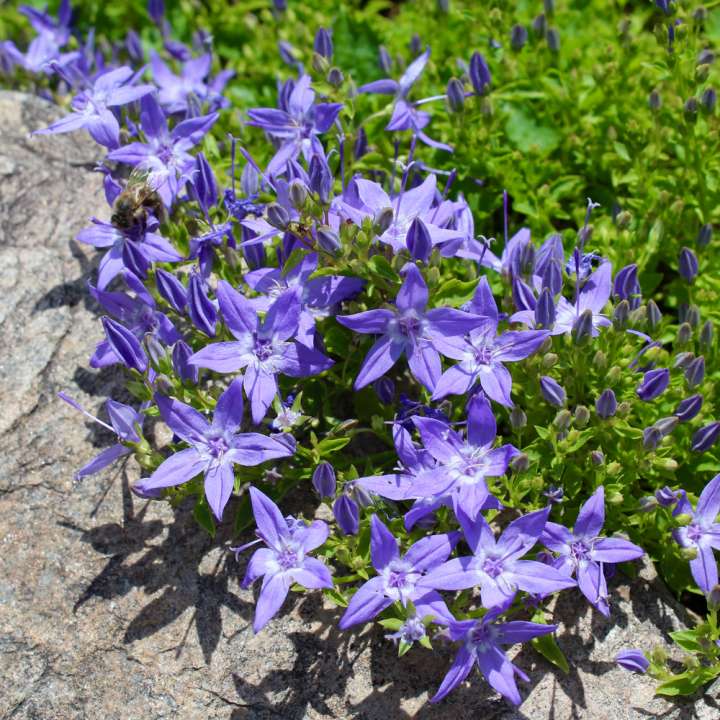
[431,603,557,705]
[246,74,342,176]
[433,277,549,405]
[424,506,576,608]
[672,474,720,593]
[337,263,484,392]
[339,514,456,629]
[541,486,644,616]
[239,487,333,632]
[133,380,295,519]
[35,66,154,148]
[189,282,334,423]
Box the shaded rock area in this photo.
[0,90,718,719]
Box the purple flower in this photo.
[244,252,363,347]
[359,48,451,152]
[636,368,670,401]
[133,380,295,519]
[616,649,649,673]
[338,174,463,254]
[424,506,576,608]
[189,283,333,423]
[358,393,516,523]
[541,487,644,615]
[673,475,720,593]
[512,261,612,337]
[20,0,72,47]
[337,263,484,392]
[239,487,332,632]
[339,515,456,629]
[77,217,181,290]
[107,94,218,205]
[692,422,720,452]
[246,75,342,176]
[35,67,154,148]
[539,376,566,407]
[655,486,681,507]
[432,277,549,405]
[58,392,143,480]
[431,603,557,705]
[150,51,228,114]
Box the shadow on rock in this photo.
[61,466,253,665]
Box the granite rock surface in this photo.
[0,90,718,720]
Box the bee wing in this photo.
[126,163,161,190]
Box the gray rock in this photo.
[0,90,718,719]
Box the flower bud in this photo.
[616,649,649,674]
[541,352,558,369]
[543,485,564,503]
[540,376,566,407]
[554,409,572,430]
[684,96,699,121]
[333,494,359,535]
[655,486,680,507]
[648,89,662,110]
[314,27,333,59]
[643,426,663,450]
[596,389,617,419]
[187,273,216,337]
[613,263,639,304]
[541,258,563,296]
[702,87,717,113]
[353,127,368,159]
[312,462,336,498]
[102,317,148,373]
[510,24,528,50]
[575,405,590,427]
[680,546,699,561]
[289,179,308,209]
[636,368,669,401]
[406,217,432,263]
[613,300,630,329]
[510,406,527,429]
[654,416,679,437]
[546,27,561,52]
[591,450,605,466]
[607,366,622,385]
[653,457,678,472]
[438,0,450,12]
[606,461,622,476]
[646,300,662,329]
[692,422,720,452]
[700,320,713,349]
[685,356,705,388]
[409,34,422,56]
[378,45,393,74]
[510,453,530,472]
[593,350,607,370]
[674,394,703,422]
[156,268,187,313]
[572,309,594,345]
[615,210,632,229]
[639,496,658,512]
[266,202,290,230]
[697,223,713,247]
[708,584,720,610]
[686,305,700,328]
[677,322,693,346]
[469,52,491,94]
[367,378,394,407]
[316,225,341,254]
[534,287,556,329]
[327,67,344,87]
[532,13,547,36]
[679,247,699,283]
[375,206,394,234]
[446,78,465,112]
[172,340,198,384]
[673,351,694,370]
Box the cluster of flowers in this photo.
[11,0,720,706]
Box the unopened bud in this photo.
[510,406,527,429]
[702,87,717,113]
[446,78,465,112]
[684,96,699,121]
[546,27,560,52]
[327,67,344,87]
[607,366,622,385]
[649,89,662,110]
[510,24,528,50]
[375,206,394,234]
[511,453,530,472]
[680,546,699,561]
[646,300,662,329]
[593,350,608,369]
[542,352,558,369]
[700,320,713,349]
[591,449,605,466]
[316,225,341,253]
[575,405,590,427]
[596,389,617,419]
[554,409,572,430]
[606,461,622,477]
[572,309,594,345]
[289,179,308,209]
[677,322,693,346]
[697,223,712,247]
[616,210,632,229]
[266,202,290,230]
[613,300,630,329]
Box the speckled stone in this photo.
[0,91,718,720]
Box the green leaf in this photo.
[504,105,560,155]
[433,278,478,307]
[656,667,720,696]
[316,437,351,455]
[367,255,400,283]
[532,633,569,674]
[193,497,216,538]
[323,588,349,607]
[669,630,703,654]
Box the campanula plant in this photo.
[4,0,720,709]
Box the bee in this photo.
[111,166,166,231]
